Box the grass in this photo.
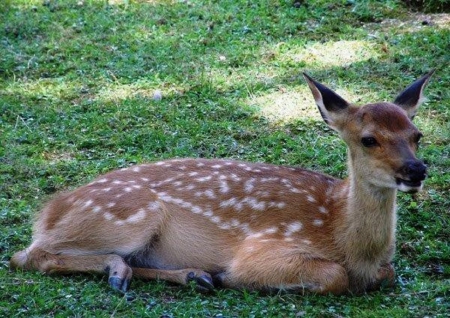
[1,0,449,316]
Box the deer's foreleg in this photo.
[215,239,349,295]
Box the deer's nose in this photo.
[398,160,427,182]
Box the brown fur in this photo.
[10,73,433,295]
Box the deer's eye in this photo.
[361,137,378,148]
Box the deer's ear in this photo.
[303,73,349,129]
[394,70,434,119]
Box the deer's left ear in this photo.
[394,70,435,119]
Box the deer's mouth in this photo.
[395,178,423,193]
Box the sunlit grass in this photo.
[281,40,380,69]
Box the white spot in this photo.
[132,167,141,172]
[203,210,213,217]
[290,187,302,193]
[96,178,108,184]
[230,219,240,227]
[269,201,286,209]
[260,239,276,243]
[219,180,230,194]
[260,177,279,182]
[196,176,212,182]
[163,177,176,184]
[285,221,303,236]
[212,164,222,169]
[313,219,324,227]
[113,180,124,185]
[230,174,241,182]
[264,227,278,234]
[158,192,173,203]
[102,187,112,192]
[107,202,116,208]
[211,216,221,224]
[184,184,196,191]
[126,209,147,223]
[277,202,287,209]
[218,223,231,230]
[141,177,149,182]
[148,201,161,212]
[284,237,294,242]
[191,206,203,214]
[124,187,133,192]
[244,178,256,193]
[244,197,266,211]
[205,190,216,199]
[240,223,252,235]
[247,232,264,239]
[318,206,328,214]
[93,206,102,213]
[196,162,205,167]
[307,195,316,203]
[155,161,165,166]
[188,172,199,177]
[132,185,142,189]
[234,201,244,211]
[83,200,93,208]
[104,212,114,220]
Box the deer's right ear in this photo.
[393,70,434,120]
[303,73,349,129]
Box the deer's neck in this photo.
[337,161,397,265]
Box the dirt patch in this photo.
[364,12,450,33]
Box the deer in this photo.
[10,71,434,295]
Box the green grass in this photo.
[1,0,449,316]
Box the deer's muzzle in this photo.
[395,159,427,192]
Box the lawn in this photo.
[1,0,449,317]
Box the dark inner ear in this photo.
[394,70,434,109]
[394,78,426,108]
[314,81,349,112]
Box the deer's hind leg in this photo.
[10,247,214,292]
[10,247,133,292]
[216,239,349,295]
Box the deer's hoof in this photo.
[187,271,214,292]
[109,276,131,292]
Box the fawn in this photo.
[10,71,433,294]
